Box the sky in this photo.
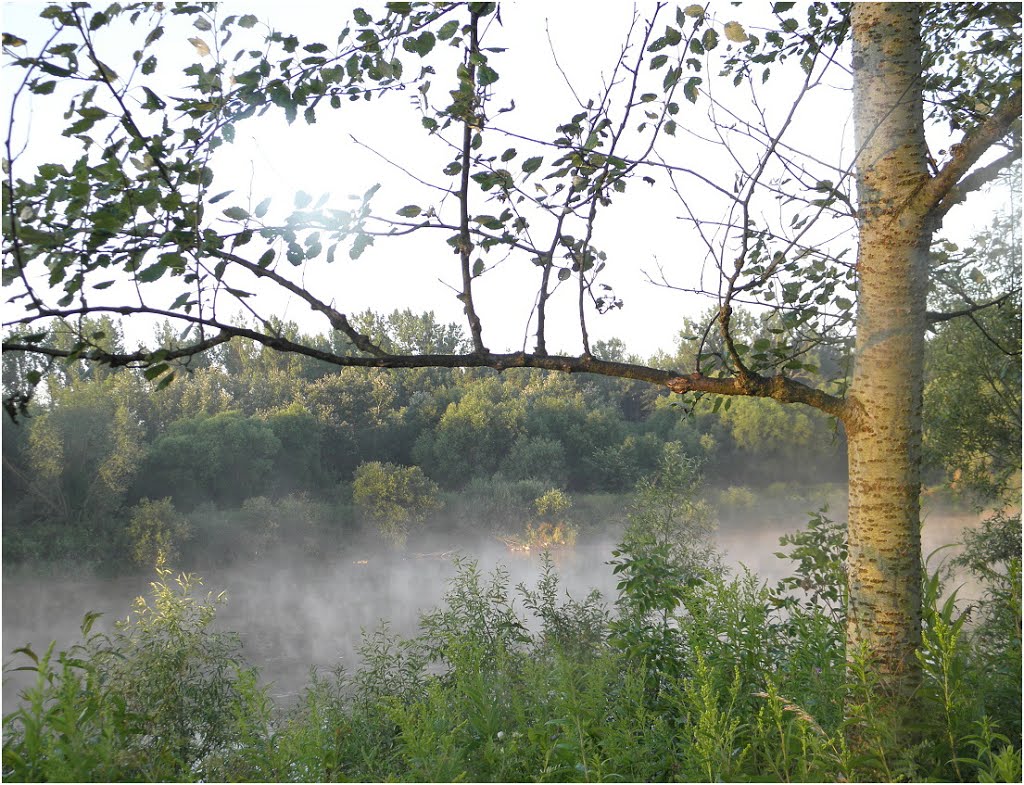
[1,2,1013,360]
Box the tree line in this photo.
[4,305,851,568]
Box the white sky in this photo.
[1,2,1012,359]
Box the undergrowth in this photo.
[3,510,1020,782]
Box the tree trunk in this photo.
[846,2,933,696]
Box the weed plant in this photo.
[3,511,1020,781]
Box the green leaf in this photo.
[169,292,191,309]
[414,30,435,56]
[353,8,372,25]
[255,197,271,218]
[208,190,233,204]
[557,268,571,281]
[472,258,484,277]
[238,14,258,28]
[649,54,668,70]
[158,252,186,271]
[397,204,422,218]
[437,20,460,40]
[683,76,702,103]
[522,156,543,174]
[258,249,275,267]
[137,263,168,283]
[500,147,517,162]
[478,64,499,86]
[223,206,249,220]
[702,28,719,50]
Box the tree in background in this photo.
[137,412,281,510]
[352,461,442,547]
[2,2,1019,705]
[22,374,144,541]
[126,496,191,567]
[923,207,1022,505]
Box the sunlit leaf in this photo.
[188,37,211,57]
[724,21,748,43]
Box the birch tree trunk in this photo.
[846,2,933,694]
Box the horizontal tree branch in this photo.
[3,330,233,368]
[926,288,1020,325]
[665,371,849,420]
[4,309,849,421]
[5,309,850,417]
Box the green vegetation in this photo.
[353,461,442,547]
[3,509,1019,782]
[1,252,1018,782]
[1,306,857,570]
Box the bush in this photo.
[125,496,191,567]
[2,566,266,782]
[717,484,757,509]
[951,510,1022,743]
[353,461,442,547]
[450,475,548,532]
[623,441,721,580]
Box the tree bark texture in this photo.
[846,2,933,693]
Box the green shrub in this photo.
[2,566,266,782]
[352,461,442,547]
[125,496,190,567]
[623,442,721,581]
[452,475,549,532]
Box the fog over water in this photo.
[2,498,984,713]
